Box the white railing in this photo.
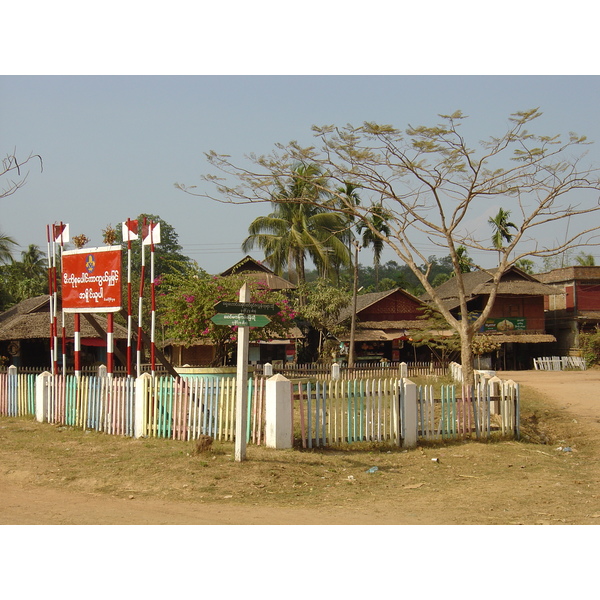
[533,356,587,370]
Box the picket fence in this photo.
[255,361,447,380]
[0,369,37,417]
[1,369,520,446]
[417,381,519,441]
[533,356,587,371]
[292,378,405,448]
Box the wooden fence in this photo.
[417,381,519,441]
[136,375,266,442]
[533,356,587,371]
[2,368,520,445]
[255,361,447,380]
[292,378,404,448]
[0,369,36,417]
[40,374,137,436]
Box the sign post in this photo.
[235,283,250,462]
[211,313,271,328]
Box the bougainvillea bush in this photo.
[157,266,297,365]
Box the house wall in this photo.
[176,345,215,366]
[575,283,600,311]
[486,296,546,331]
[359,292,423,321]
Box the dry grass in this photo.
[1,382,600,524]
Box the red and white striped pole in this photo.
[51,228,59,376]
[124,218,136,378]
[74,313,81,377]
[136,217,146,377]
[57,222,67,375]
[46,225,55,374]
[150,221,156,378]
[107,312,114,377]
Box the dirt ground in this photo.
[1,369,600,525]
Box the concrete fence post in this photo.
[35,371,52,423]
[331,362,340,380]
[134,373,151,438]
[265,373,293,449]
[402,379,418,449]
[263,363,273,377]
[399,362,408,378]
[487,375,502,415]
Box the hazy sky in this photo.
[3,75,600,273]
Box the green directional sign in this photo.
[211,313,271,327]
[214,301,278,316]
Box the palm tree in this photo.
[456,245,473,273]
[333,181,361,282]
[242,164,351,284]
[356,203,392,287]
[16,244,47,279]
[514,258,536,274]
[489,208,517,260]
[575,252,595,266]
[0,232,17,265]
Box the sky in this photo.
[3,74,600,275]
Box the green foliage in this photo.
[575,252,596,266]
[0,244,48,310]
[293,279,351,338]
[157,266,297,366]
[580,327,600,367]
[514,258,536,274]
[489,208,518,254]
[242,164,351,284]
[410,306,501,364]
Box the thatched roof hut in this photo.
[420,266,560,311]
[219,256,296,291]
[0,295,128,341]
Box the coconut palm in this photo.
[332,181,362,281]
[0,232,17,264]
[514,258,536,274]
[489,208,517,258]
[242,164,351,284]
[356,203,392,287]
[575,252,595,266]
[16,244,47,279]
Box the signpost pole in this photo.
[107,312,114,377]
[235,283,250,462]
[136,217,146,377]
[150,221,156,378]
[74,313,81,377]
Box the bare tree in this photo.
[176,109,600,386]
[1,151,43,200]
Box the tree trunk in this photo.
[459,326,475,390]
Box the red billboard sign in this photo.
[62,246,122,313]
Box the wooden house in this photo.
[336,288,432,363]
[536,266,600,354]
[420,267,558,369]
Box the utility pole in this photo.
[348,241,360,369]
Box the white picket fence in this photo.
[533,356,586,370]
